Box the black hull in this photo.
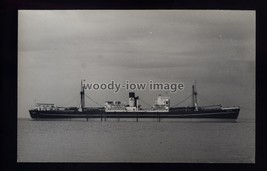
[29,108,240,120]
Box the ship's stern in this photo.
[29,110,39,119]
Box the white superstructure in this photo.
[104,92,170,112]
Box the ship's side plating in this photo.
[29,107,239,119]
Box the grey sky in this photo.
[18,10,255,118]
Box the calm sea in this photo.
[17,118,255,163]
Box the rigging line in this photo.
[171,91,191,102]
[53,86,79,105]
[197,93,219,106]
[139,98,152,107]
[61,95,79,107]
[172,94,192,107]
[84,94,104,107]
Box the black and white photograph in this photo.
[17,10,255,163]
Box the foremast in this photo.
[192,81,198,111]
[80,79,85,112]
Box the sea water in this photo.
[17,118,255,163]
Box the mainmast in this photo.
[80,79,85,111]
[192,80,198,111]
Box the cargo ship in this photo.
[29,80,240,120]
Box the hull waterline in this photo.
[29,108,240,120]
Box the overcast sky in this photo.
[18,10,255,118]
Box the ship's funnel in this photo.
[129,92,139,107]
[129,92,135,98]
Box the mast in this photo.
[192,80,198,111]
[80,79,85,111]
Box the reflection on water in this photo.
[17,118,255,163]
